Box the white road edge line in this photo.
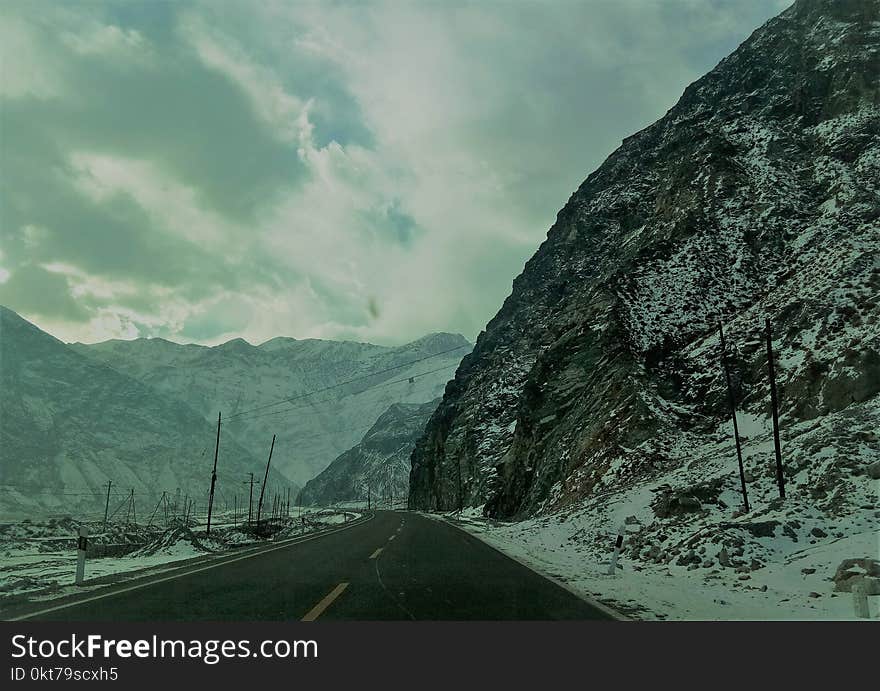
[6,513,375,622]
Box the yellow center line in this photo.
[369,547,383,559]
[301,582,349,621]
[388,535,396,541]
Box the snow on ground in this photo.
[448,509,876,620]
[440,408,878,621]
[0,508,360,608]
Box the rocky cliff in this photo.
[409,0,880,523]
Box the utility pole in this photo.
[765,318,785,499]
[206,411,222,536]
[147,492,165,528]
[286,487,290,518]
[124,489,136,526]
[102,480,112,531]
[256,434,275,526]
[456,458,464,514]
[247,473,254,524]
[719,323,749,513]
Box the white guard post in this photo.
[607,524,625,576]
[75,525,88,586]
[852,583,870,619]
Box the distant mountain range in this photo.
[0,306,468,517]
[72,331,469,487]
[0,306,290,518]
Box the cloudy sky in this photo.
[0,0,789,346]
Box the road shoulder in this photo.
[422,512,630,621]
[2,513,374,621]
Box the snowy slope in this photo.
[72,332,469,485]
[0,307,292,519]
[408,0,878,610]
[298,399,439,506]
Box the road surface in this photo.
[7,511,613,621]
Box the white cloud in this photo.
[229,0,791,345]
[67,152,235,249]
[0,9,154,102]
[41,262,138,301]
[61,22,149,61]
[0,248,9,284]
[179,14,310,144]
[0,14,67,100]
[38,305,182,343]
[2,0,790,347]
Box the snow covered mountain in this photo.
[0,307,292,519]
[409,0,878,585]
[72,332,469,486]
[298,399,439,507]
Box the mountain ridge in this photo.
[409,0,879,520]
[71,329,470,485]
[298,399,440,507]
[0,306,293,518]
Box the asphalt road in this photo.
[10,511,612,621]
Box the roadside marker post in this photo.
[852,583,870,618]
[607,524,625,576]
[75,526,88,586]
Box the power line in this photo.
[0,486,127,497]
[226,362,458,424]
[1,350,465,519]
[223,343,468,421]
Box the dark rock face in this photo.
[833,557,880,592]
[651,480,726,518]
[409,0,880,518]
[299,399,439,506]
